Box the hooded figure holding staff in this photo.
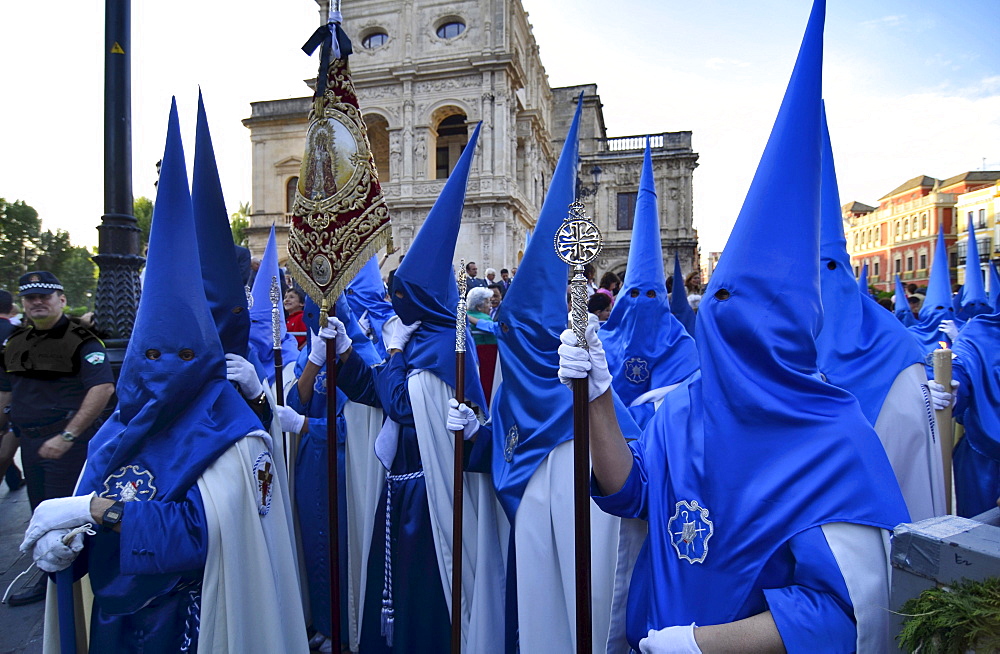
[558,2,908,650]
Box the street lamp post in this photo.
[93,0,143,370]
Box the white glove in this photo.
[33,528,85,573]
[21,492,96,552]
[447,399,480,440]
[639,624,701,654]
[928,380,960,411]
[275,405,306,433]
[225,353,263,398]
[308,319,350,366]
[387,319,421,352]
[938,320,959,342]
[557,318,612,402]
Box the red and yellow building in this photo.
[844,172,1000,293]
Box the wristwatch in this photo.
[60,430,78,443]
[102,500,126,529]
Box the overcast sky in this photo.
[1,0,997,256]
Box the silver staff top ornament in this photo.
[554,201,603,267]
[554,200,603,348]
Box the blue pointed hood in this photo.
[894,274,916,326]
[646,1,907,628]
[857,262,870,297]
[601,142,698,416]
[990,261,1000,312]
[961,217,990,317]
[951,311,1000,467]
[490,94,639,520]
[192,91,250,358]
[390,123,486,410]
[249,225,300,383]
[909,229,960,350]
[345,256,394,358]
[815,108,923,424]
[80,99,261,507]
[669,252,697,336]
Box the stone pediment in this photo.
[274,156,302,170]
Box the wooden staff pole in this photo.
[451,261,468,654]
[933,346,954,514]
[554,200,603,654]
[323,302,343,648]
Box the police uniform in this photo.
[0,273,114,509]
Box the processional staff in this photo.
[933,343,954,514]
[452,260,468,654]
[554,200,604,654]
[269,276,289,468]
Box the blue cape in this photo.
[601,143,698,416]
[815,108,923,424]
[952,311,1000,462]
[248,225,301,383]
[345,256,394,358]
[390,123,487,412]
[649,0,907,625]
[491,94,639,520]
[857,262,870,297]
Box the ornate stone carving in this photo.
[415,76,481,94]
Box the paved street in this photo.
[0,458,45,654]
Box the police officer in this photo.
[0,271,115,606]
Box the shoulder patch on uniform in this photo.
[84,351,106,365]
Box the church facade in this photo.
[243,0,699,280]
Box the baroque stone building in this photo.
[243,0,699,280]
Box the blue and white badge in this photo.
[84,351,106,366]
[624,357,650,384]
[668,499,714,564]
[314,371,327,396]
[101,465,157,502]
[254,451,274,516]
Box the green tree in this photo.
[134,196,154,249]
[59,246,98,309]
[230,201,251,247]
[33,229,73,275]
[0,198,41,292]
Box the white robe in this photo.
[408,371,508,653]
[515,439,619,654]
[45,432,309,653]
[873,363,945,521]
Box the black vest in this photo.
[3,318,99,376]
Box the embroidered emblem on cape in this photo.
[84,351,106,365]
[254,451,274,516]
[314,371,327,396]
[624,357,650,384]
[101,465,157,502]
[504,425,519,463]
[245,285,254,309]
[667,499,714,564]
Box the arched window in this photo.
[434,113,468,179]
[436,21,465,39]
[362,31,388,49]
[286,176,298,214]
[365,114,390,182]
[895,221,901,238]
[921,213,928,230]
[854,233,859,249]
[903,218,909,234]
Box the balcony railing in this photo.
[603,131,692,153]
